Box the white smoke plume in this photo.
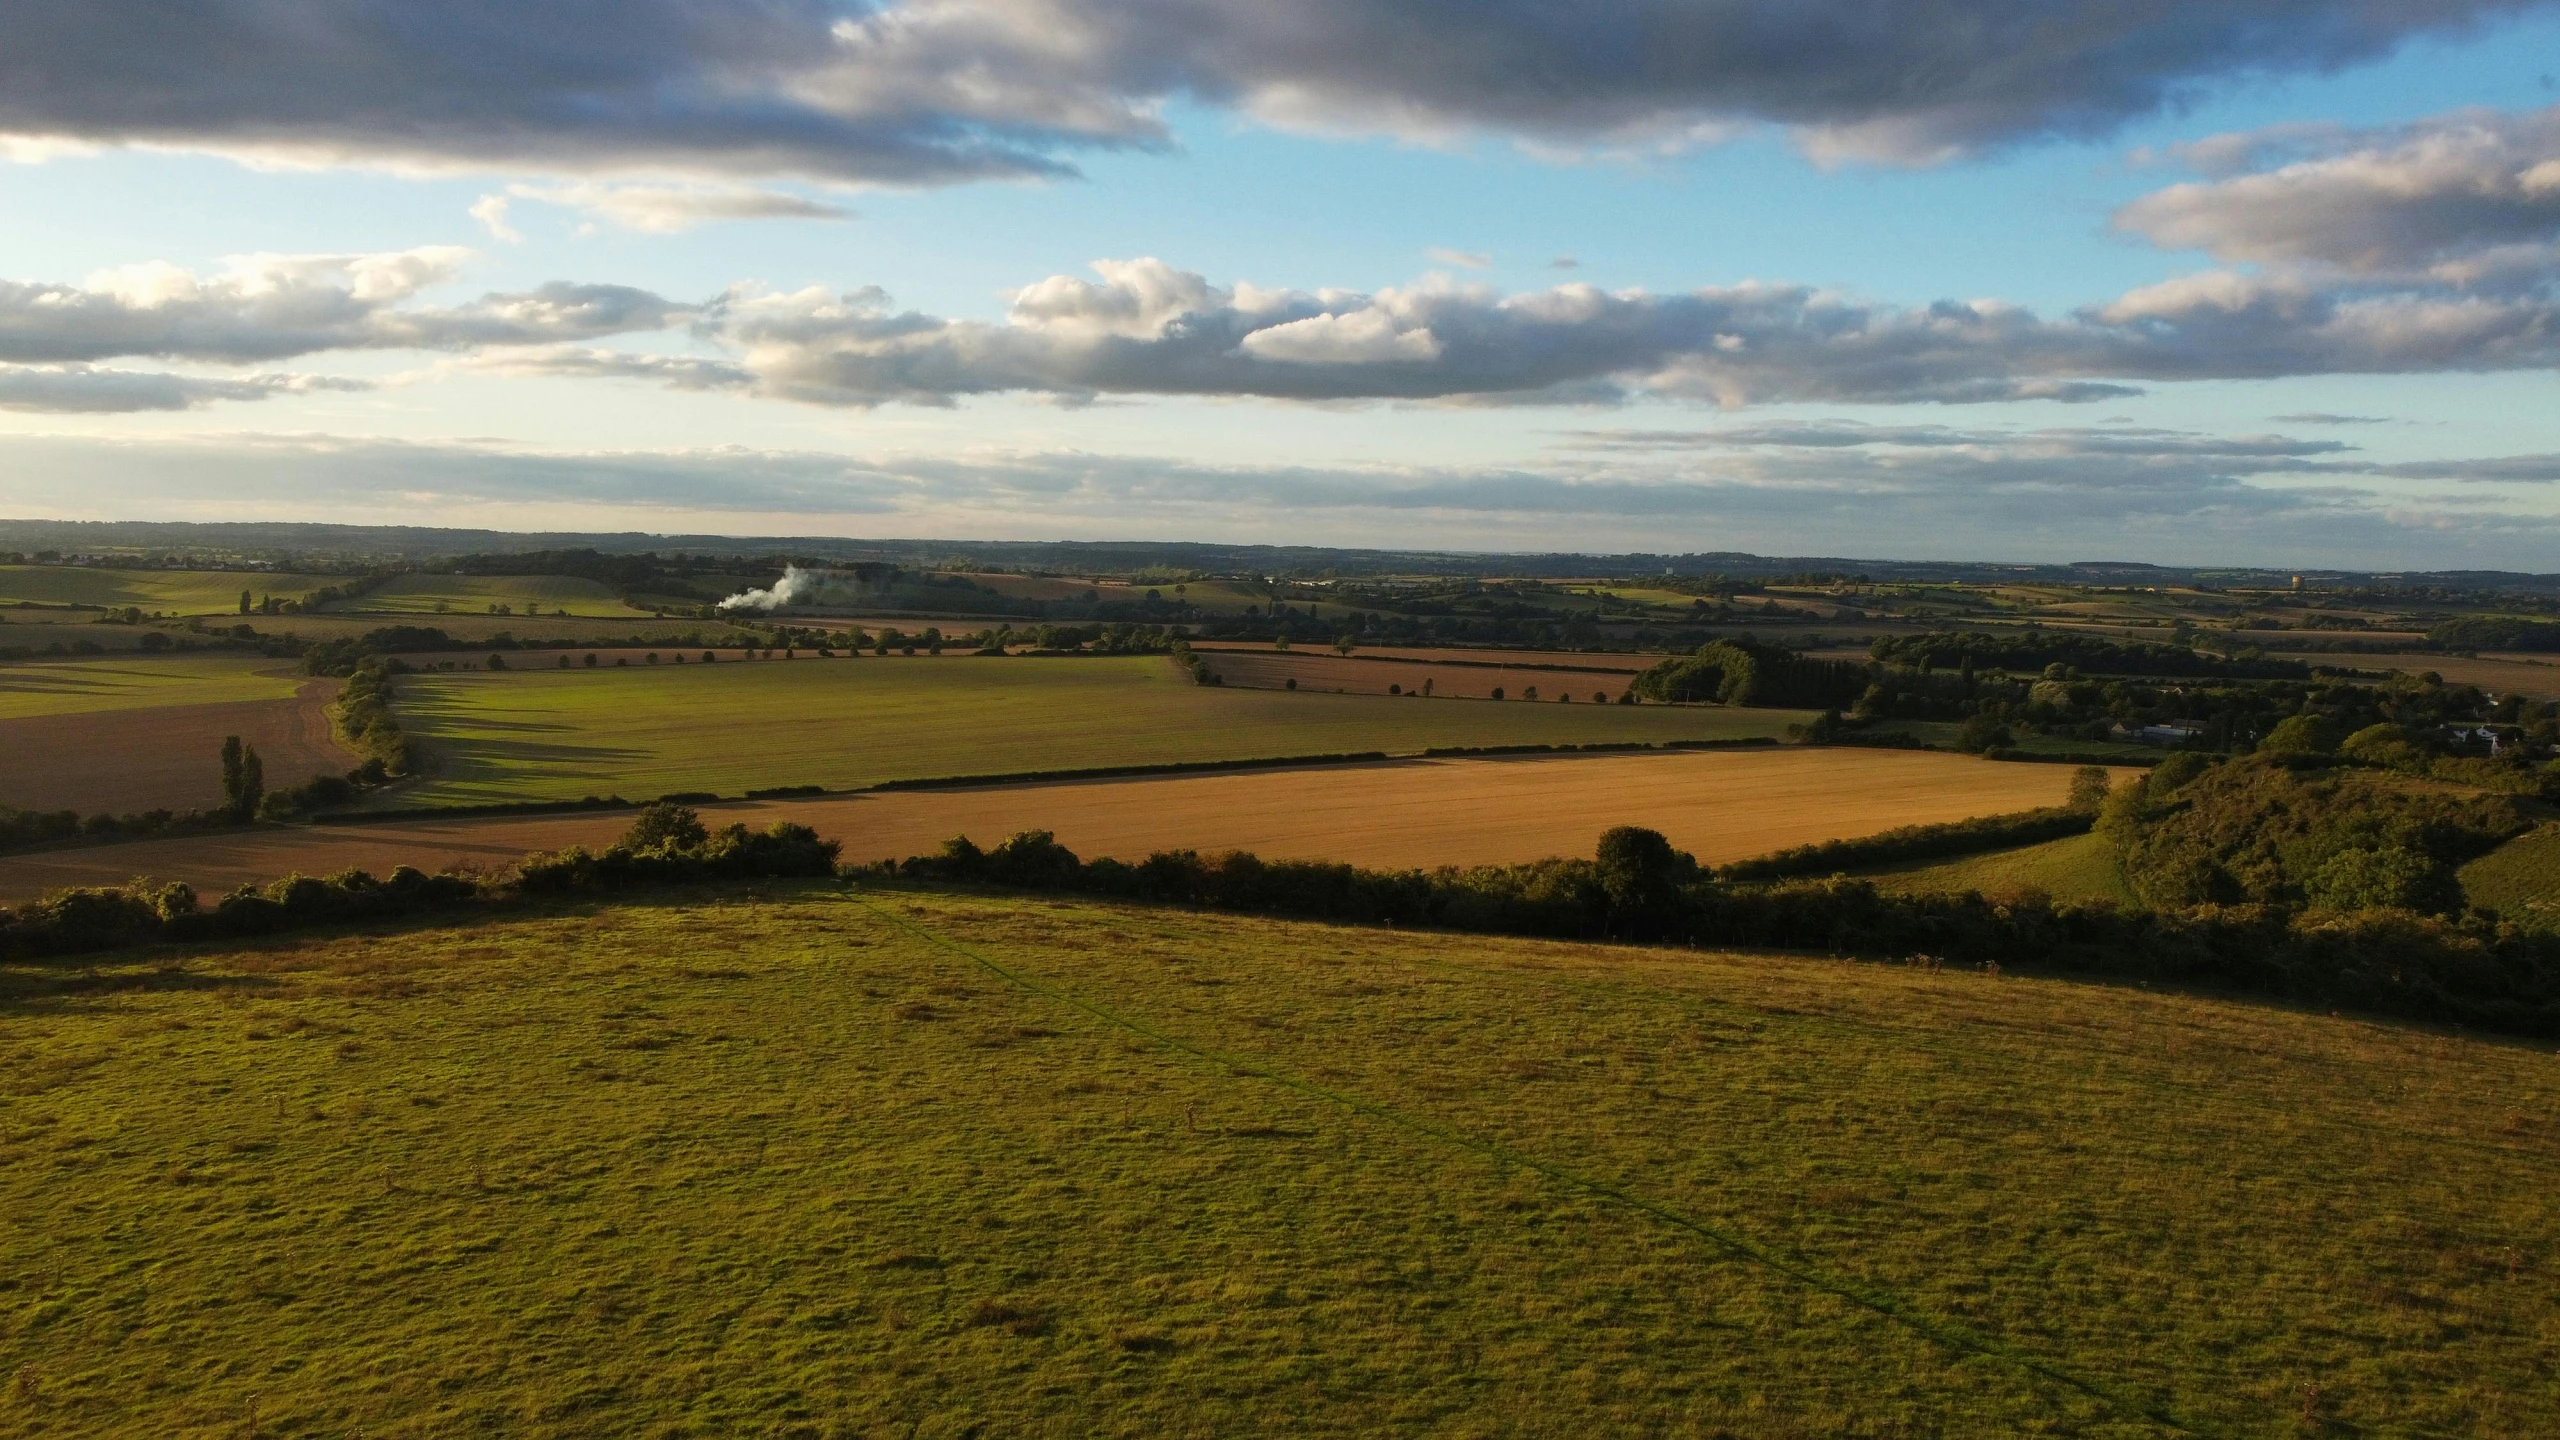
[717,565,863,611]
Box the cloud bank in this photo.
[5,425,2555,569]
[2119,103,2560,281]
[0,1,2540,185]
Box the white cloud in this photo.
[470,195,522,244]
[1426,248,1492,269]
[0,364,369,412]
[1235,310,1443,364]
[0,248,685,365]
[507,182,851,233]
[2116,103,2560,280]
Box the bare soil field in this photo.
[0,748,2114,901]
[2275,650,2560,700]
[1199,651,1640,700]
[0,677,353,813]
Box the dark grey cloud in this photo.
[2118,103,2560,281]
[0,1,1106,185]
[2368,453,2560,483]
[0,250,685,366]
[0,1,2540,184]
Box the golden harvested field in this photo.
[0,749,2106,902]
[1200,651,1637,700]
[1191,642,1655,671]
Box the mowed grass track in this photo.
[0,750,2087,901]
[1866,831,2139,906]
[2462,823,2560,931]
[0,566,339,614]
[389,656,1809,805]
[5,889,2556,1434]
[332,574,657,619]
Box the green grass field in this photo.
[0,656,305,721]
[389,656,1807,804]
[332,574,659,619]
[0,566,341,616]
[5,885,2554,1434]
[1865,831,2139,906]
[2462,823,2560,931]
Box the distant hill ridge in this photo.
[5,517,2557,591]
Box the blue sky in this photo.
[3,1,2558,566]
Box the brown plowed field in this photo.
[0,748,2121,902]
[0,677,354,814]
[1199,651,1640,700]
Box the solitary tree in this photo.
[237,589,251,615]
[622,803,709,852]
[219,736,264,822]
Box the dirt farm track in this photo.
[0,748,2115,903]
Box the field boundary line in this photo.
[849,891,2213,1437]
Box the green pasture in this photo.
[0,620,189,653]
[0,656,304,721]
[5,887,2555,1434]
[2462,823,2560,931]
[1866,831,2138,906]
[387,655,1805,805]
[0,566,340,615]
[331,574,658,619]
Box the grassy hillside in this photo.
[1869,831,2139,906]
[5,886,2554,1434]
[0,656,305,721]
[389,655,1807,804]
[2463,823,2560,931]
[0,565,341,615]
[332,573,658,619]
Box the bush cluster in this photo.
[0,805,840,961]
[327,659,414,776]
[884,823,2560,1036]
[2102,753,2532,914]
[1871,630,2307,679]
[0,866,479,959]
[514,804,841,891]
[1630,638,1868,709]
